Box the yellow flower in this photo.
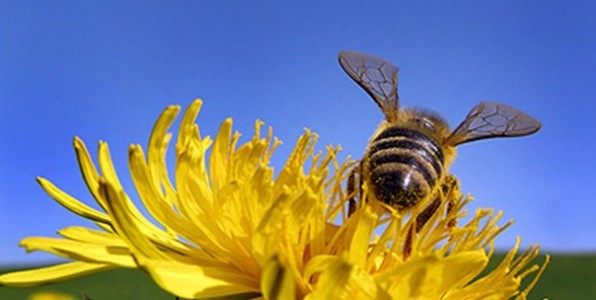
[0,100,548,299]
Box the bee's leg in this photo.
[403,225,415,260]
[406,194,440,260]
[347,163,361,217]
[415,175,460,232]
[405,175,460,260]
[442,174,460,229]
[415,197,441,232]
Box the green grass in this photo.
[1,253,595,299]
[478,253,596,299]
[527,253,596,299]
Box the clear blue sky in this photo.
[2,1,595,265]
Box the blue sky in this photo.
[1,1,595,265]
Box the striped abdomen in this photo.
[365,126,445,209]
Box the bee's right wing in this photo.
[445,102,541,146]
[339,51,400,122]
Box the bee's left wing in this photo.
[445,102,541,146]
[339,51,400,122]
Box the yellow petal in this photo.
[377,250,487,299]
[210,117,233,193]
[36,177,110,225]
[19,237,136,268]
[261,256,296,300]
[177,99,203,147]
[128,145,226,262]
[73,137,108,211]
[252,191,291,266]
[27,291,75,300]
[305,255,352,299]
[0,262,112,287]
[100,179,168,260]
[349,206,377,268]
[58,226,126,247]
[140,258,258,299]
[445,238,548,300]
[437,250,488,291]
[147,104,180,196]
[306,254,388,300]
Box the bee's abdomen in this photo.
[367,127,444,208]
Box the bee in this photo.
[339,51,541,220]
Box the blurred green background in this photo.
[1,253,595,299]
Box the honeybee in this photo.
[339,51,541,220]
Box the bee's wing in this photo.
[445,102,541,146]
[339,51,400,122]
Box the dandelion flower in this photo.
[0,100,548,299]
